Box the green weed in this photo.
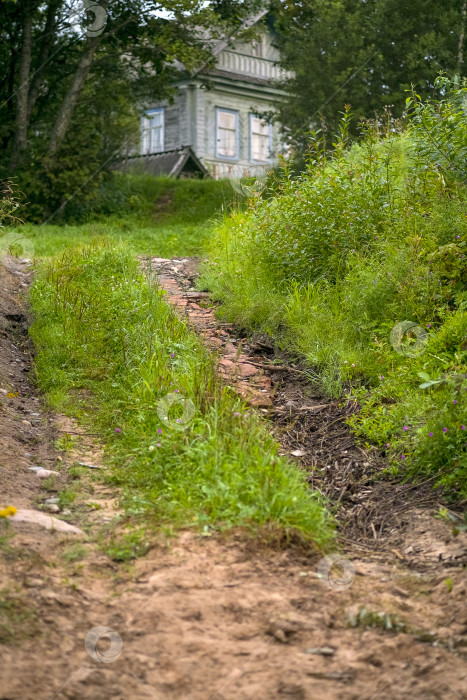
[202,79,467,498]
[29,241,332,547]
[0,587,38,644]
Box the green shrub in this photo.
[203,78,467,498]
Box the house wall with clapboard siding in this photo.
[140,26,290,179]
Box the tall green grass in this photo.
[202,80,467,498]
[29,241,332,546]
[8,175,241,258]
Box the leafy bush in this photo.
[0,180,21,229]
[407,75,467,187]
[203,78,467,498]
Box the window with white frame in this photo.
[250,115,271,162]
[251,41,262,57]
[216,108,238,159]
[141,108,164,154]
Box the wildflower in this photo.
[176,418,181,423]
[0,506,17,518]
[115,428,121,434]
[385,443,390,447]
[429,432,433,437]
[456,235,460,239]
[158,429,162,434]
[403,426,408,431]
[427,324,431,328]
[343,361,348,364]
[351,363,355,367]
[461,426,466,430]
[234,412,240,417]
[174,389,179,393]
[171,352,174,358]
[149,445,154,451]
[401,454,405,459]
[380,375,384,380]
[388,272,392,276]
[442,427,447,432]
[156,442,161,447]
[453,400,457,404]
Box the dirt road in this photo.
[0,256,466,699]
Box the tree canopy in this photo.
[0,0,259,219]
[271,0,467,147]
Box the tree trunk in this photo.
[48,0,109,156]
[27,0,61,120]
[10,9,33,168]
[458,0,467,74]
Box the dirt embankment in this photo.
[0,256,466,700]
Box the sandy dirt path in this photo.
[0,256,466,700]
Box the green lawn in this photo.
[9,175,241,259]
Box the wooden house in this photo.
[133,15,290,179]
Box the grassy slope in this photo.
[14,175,240,258]
[202,106,467,498]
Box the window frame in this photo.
[141,107,165,155]
[249,114,272,163]
[251,41,263,57]
[215,107,239,161]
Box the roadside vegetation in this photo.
[202,78,467,498]
[29,242,332,546]
[17,176,238,258]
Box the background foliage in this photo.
[271,0,467,148]
[203,78,467,497]
[0,0,260,221]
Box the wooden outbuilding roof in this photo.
[112,146,209,178]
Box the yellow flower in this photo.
[0,506,17,518]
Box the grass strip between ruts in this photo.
[29,240,333,550]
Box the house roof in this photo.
[112,146,209,178]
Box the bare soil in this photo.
[0,256,466,700]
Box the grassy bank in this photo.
[29,241,332,547]
[9,175,240,258]
[202,79,467,498]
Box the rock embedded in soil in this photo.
[35,469,59,479]
[9,509,83,534]
[43,504,60,513]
